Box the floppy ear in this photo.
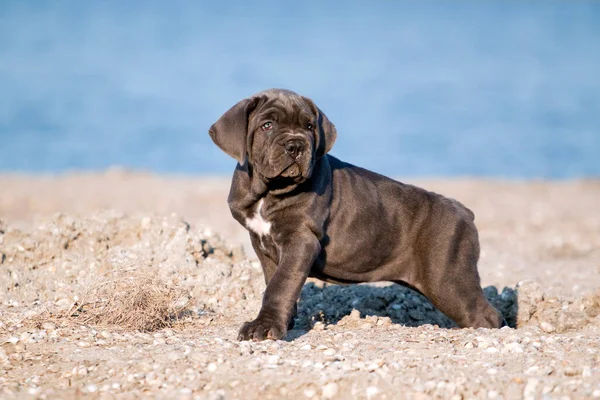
[302,96,337,158]
[209,97,259,165]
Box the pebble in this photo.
[19,332,33,343]
[366,386,380,399]
[408,310,425,320]
[42,322,56,330]
[564,366,579,376]
[0,348,9,363]
[323,348,336,356]
[349,309,361,320]
[267,355,281,365]
[6,337,19,344]
[313,322,325,331]
[322,382,339,399]
[85,384,98,393]
[207,363,217,372]
[539,322,556,333]
[503,342,524,353]
[524,378,539,399]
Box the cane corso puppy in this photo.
[209,89,505,341]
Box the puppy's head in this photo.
[209,89,336,183]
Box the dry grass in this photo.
[63,267,191,332]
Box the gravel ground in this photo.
[1,173,599,399]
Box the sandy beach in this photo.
[1,172,599,399]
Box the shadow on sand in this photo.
[290,282,518,337]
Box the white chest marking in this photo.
[245,199,271,237]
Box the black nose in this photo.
[285,139,305,157]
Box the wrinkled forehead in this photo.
[250,91,314,124]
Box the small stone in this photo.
[19,332,33,343]
[99,331,112,339]
[0,348,9,363]
[592,389,600,398]
[47,365,60,373]
[525,366,539,375]
[376,317,392,326]
[313,322,325,331]
[366,386,380,399]
[485,347,499,354]
[55,298,71,308]
[524,378,539,398]
[267,355,280,365]
[323,348,336,356]
[42,322,56,330]
[582,366,592,378]
[208,389,225,400]
[539,322,555,333]
[322,382,339,399]
[141,217,151,229]
[304,388,316,397]
[85,384,98,393]
[564,366,579,376]
[207,363,217,372]
[409,310,425,320]
[503,342,524,353]
[299,344,312,351]
[77,341,91,348]
[349,309,361,320]
[367,363,380,371]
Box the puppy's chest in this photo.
[244,199,272,237]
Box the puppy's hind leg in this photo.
[420,222,505,329]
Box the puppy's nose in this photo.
[285,139,305,157]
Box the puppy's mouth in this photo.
[261,161,304,182]
[280,162,302,178]
[263,151,310,180]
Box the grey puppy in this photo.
[209,89,505,341]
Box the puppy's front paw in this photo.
[237,317,286,341]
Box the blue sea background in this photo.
[1,1,599,178]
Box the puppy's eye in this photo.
[261,121,273,131]
[307,123,314,131]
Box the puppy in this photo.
[209,89,504,341]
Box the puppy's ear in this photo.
[209,97,260,165]
[302,96,337,158]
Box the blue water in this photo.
[1,1,599,178]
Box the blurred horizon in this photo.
[1,1,599,178]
